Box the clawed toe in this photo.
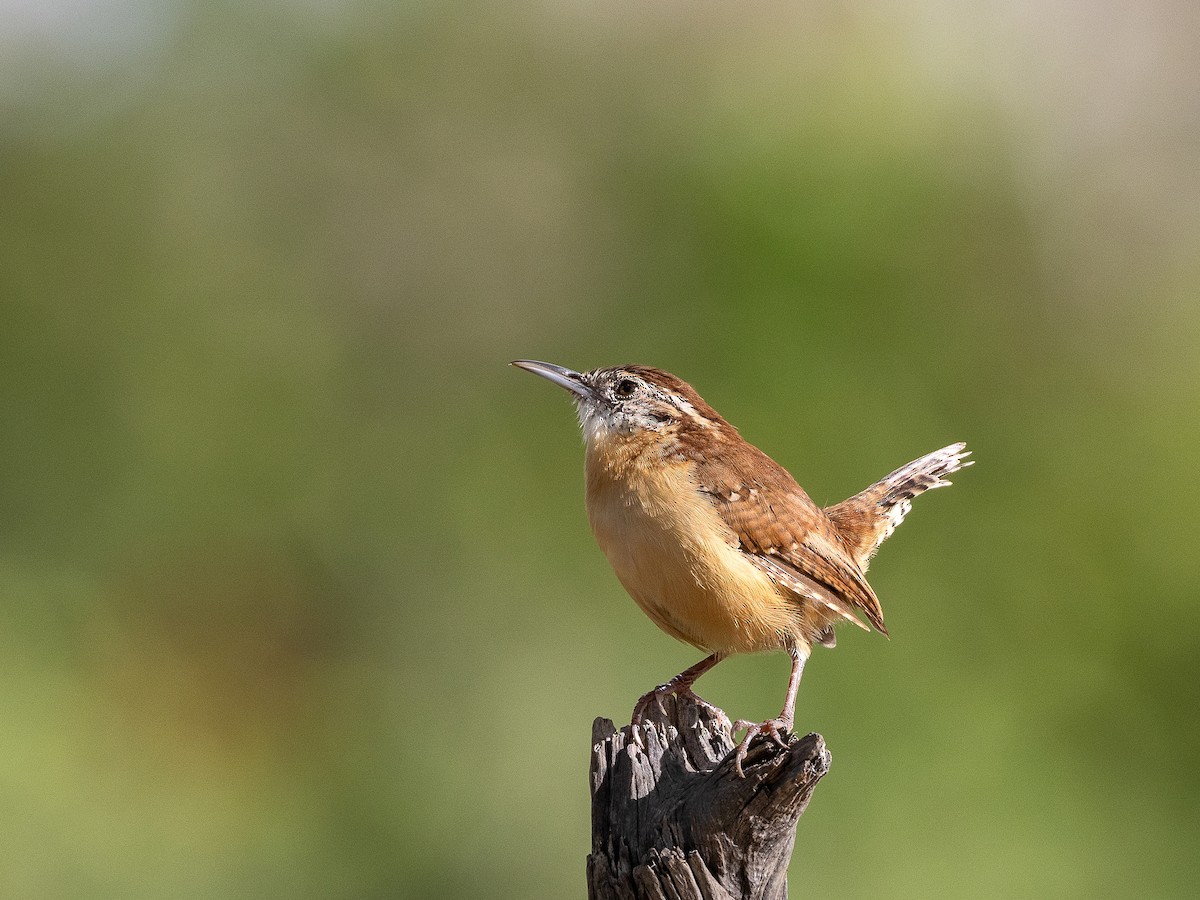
[679,690,731,729]
[731,718,793,777]
[632,685,729,728]
[631,685,670,725]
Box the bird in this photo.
[511,360,971,776]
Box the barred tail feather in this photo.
[826,442,972,570]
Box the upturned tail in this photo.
[825,442,972,571]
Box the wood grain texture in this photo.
[587,694,830,900]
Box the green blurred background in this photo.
[3,1,1198,897]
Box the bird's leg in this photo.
[732,645,807,777]
[631,653,726,726]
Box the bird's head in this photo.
[511,360,727,451]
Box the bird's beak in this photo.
[510,360,598,402]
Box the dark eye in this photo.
[614,379,638,398]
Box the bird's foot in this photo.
[731,716,793,778]
[632,685,729,730]
[679,690,733,731]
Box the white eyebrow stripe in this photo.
[669,394,713,427]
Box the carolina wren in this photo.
[512,360,971,776]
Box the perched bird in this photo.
[512,360,971,776]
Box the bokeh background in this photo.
[3,1,1198,897]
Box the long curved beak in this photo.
[510,360,598,401]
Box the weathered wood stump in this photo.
[587,694,830,900]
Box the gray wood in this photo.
[587,695,830,900]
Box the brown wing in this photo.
[696,441,888,636]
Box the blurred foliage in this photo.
[1,1,1198,897]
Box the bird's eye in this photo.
[614,379,638,398]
